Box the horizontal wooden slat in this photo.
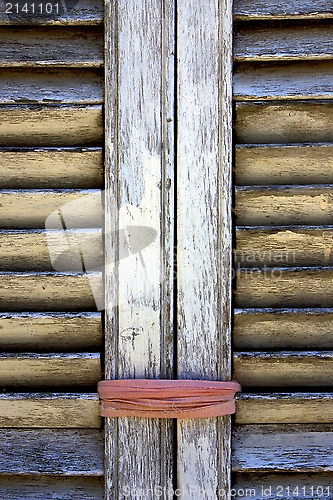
[232,425,333,472]
[235,267,333,308]
[236,101,333,144]
[236,393,333,424]
[234,308,333,349]
[234,61,333,100]
[235,226,333,267]
[234,22,333,62]
[0,0,103,25]
[0,393,100,428]
[0,429,104,475]
[233,351,333,387]
[234,0,333,20]
[0,476,104,500]
[0,353,101,388]
[0,27,103,67]
[0,148,103,189]
[0,229,103,271]
[0,312,102,350]
[233,473,333,499]
[0,106,102,147]
[0,272,102,311]
[235,186,333,226]
[0,190,103,229]
[0,69,103,104]
[235,143,333,185]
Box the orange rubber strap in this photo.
[98,379,241,419]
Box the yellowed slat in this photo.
[0,106,102,147]
[234,308,333,349]
[0,353,101,387]
[0,477,104,499]
[0,27,103,67]
[233,352,333,387]
[235,267,333,308]
[235,144,333,185]
[0,312,102,350]
[235,186,333,226]
[0,393,100,428]
[234,0,333,20]
[0,272,102,311]
[236,393,333,424]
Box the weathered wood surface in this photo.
[104,0,175,497]
[232,425,333,472]
[235,267,333,308]
[0,27,103,67]
[0,312,102,350]
[0,190,102,229]
[0,147,103,189]
[0,0,103,24]
[234,308,333,349]
[233,473,333,499]
[0,353,101,387]
[0,393,100,427]
[235,186,333,226]
[177,0,233,498]
[0,69,103,104]
[0,229,102,271]
[233,352,333,387]
[234,0,333,20]
[235,144,333,185]
[0,272,102,311]
[236,101,333,144]
[234,61,333,100]
[0,429,104,475]
[0,477,104,500]
[235,226,333,267]
[234,22,333,61]
[236,393,333,424]
[0,106,102,146]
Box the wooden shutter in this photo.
[0,3,104,498]
[233,0,333,496]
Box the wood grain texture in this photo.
[0,190,103,229]
[234,61,333,100]
[177,0,233,498]
[235,101,333,144]
[0,148,103,189]
[0,353,101,388]
[0,69,103,104]
[235,186,333,226]
[236,393,333,424]
[0,429,104,475]
[0,106,103,147]
[234,21,333,61]
[235,267,333,308]
[234,0,333,20]
[0,27,103,67]
[235,143,333,185]
[233,352,333,387]
[0,272,102,311]
[0,477,104,500]
[235,226,333,267]
[104,0,175,497]
[232,425,333,472]
[0,393,100,428]
[0,0,103,25]
[234,308,333,349]
[0,312,102,350]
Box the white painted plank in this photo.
[177,0,233,498]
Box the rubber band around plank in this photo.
[98,379,241,418]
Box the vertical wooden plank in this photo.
[104,0,175,498]
[177,0,233,499]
